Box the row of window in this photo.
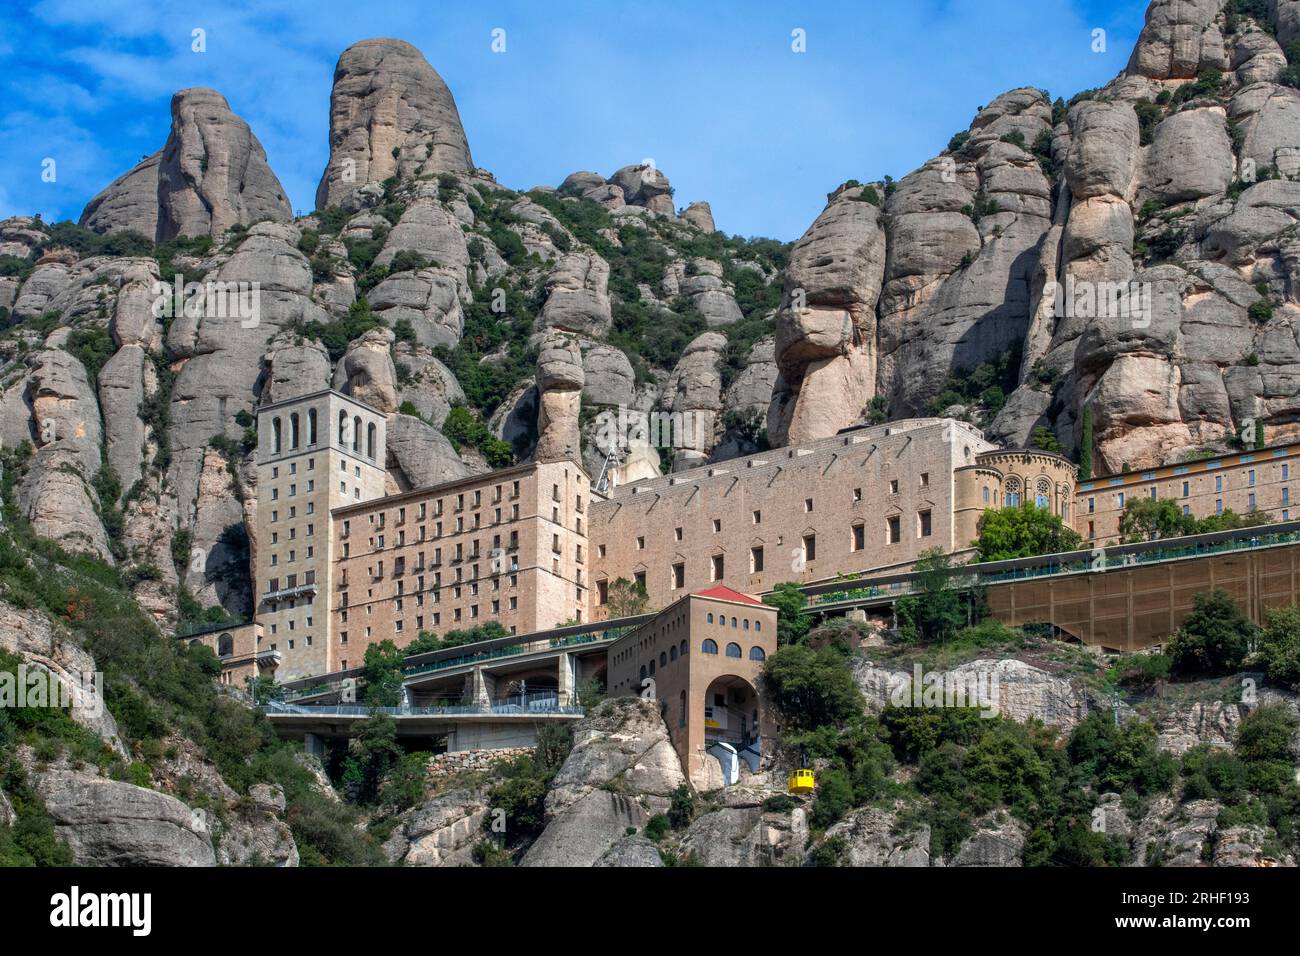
[700,640,766,660]
[1087,464,1290,513]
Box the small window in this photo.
[672,563,685,589]
[750,546,764,573]
[889,479,899,495]
[887,515,901,544]
[752,510,761,524]
[918,510,932,537]
[852,523,865,551]
[711,554,724,581]
[804,498,813,513]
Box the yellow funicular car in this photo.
[787,768,816,794]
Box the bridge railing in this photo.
[807,522,1300,609]
[261,697,584,718]
[399,629,627,680]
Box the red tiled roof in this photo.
[693,585,765,606]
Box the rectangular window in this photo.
[918,510,932,537]
[1216,475,1223,492]
[852,524,865,551]
[802,534,817,562]
[1181,481,1189,497]
[711,555,724,581]
[750,546,764,573]
[672,563,685,589]
[597,580,608,605]
[752,510,761,524]
[1088,497,1095,514]
[1249,470,1256,486]
[887,516,901,545]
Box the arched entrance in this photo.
[702,674,760,753]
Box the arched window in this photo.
[725,642,742,658]
[731,617,737,628]
[669,645,677,662]
[290,412,300,449]
[743,619,750,631]
[707,613,714,624]
[367,422,377,460]
[338,410,347,446]
[353,416,362,452]
[639,664,647,681]
[1035,478,1051,510]
[272,417,282,454]
[754,620,762,632]
[702,639,718,655]
[659,652,667,667]
[649,660,655,676]
[1004,477,1020,508]
[679,690,686,728]
[217,633,234,657]
[679,639,687,657]
[308,408,318,445]
[982,486,990,504]
[749,646,766,661]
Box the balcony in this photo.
[263,582,318,603]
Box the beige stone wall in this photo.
[1072,443,1300,545]
[590,419,995,616]
[326,460,591,669]
[607,592,777,786]
[254,390,387,681]
[182,622,267,688]
[954,449,1078,550]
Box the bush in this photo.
[1165,589,1254,677]
[974,506,1083,560]
[762,643,864,733]
[1258,605,1300,687]
[761,583,812,646]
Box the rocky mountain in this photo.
[774,0,1300,474]
[1,3,1298,626]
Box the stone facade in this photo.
[956,448,1078,547]
[328,460,591,666]
[255,390,388,680]
[591,419,996,617]
[1074,443,1300,545]
[607,587,777,788]
[181,621,274,688]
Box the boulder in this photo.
[156,88,292,240]
[316,38,474,209]
[385,413,471,490]
[536,252,612,337]
[79,152,161,239]
[681,201,716,232]
[33,770,215,867]
[812,806,932,866]
[384,788,488,866]
[332,327,399,413]
[951,813,1026,866]
[369,267,464,348]
[594,835,665,867]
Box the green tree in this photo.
[1165,589,1255,677]
[1118,497,1195,542]
[1078,405,1094,480]
[605,577,649,618]
[761,643,864,733]
[360,640,404,707]
[340,714,404,804]
[762,582,813,646]
[1257,604,1300,687]
[974,506,1084,561]
[895,547,967,643]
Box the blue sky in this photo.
[0,0,1149,241]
